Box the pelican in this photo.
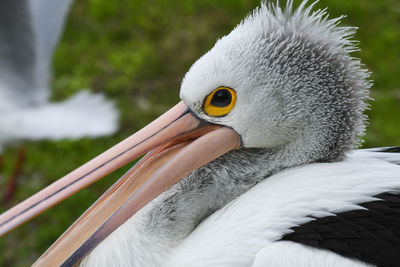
[1,1,399,266]
[0,0,118,183]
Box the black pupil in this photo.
[211,89,231,107]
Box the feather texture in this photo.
[282,193,400,267]
[81,151,400,267]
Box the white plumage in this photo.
[82,150,400,267]
[252,241,373,267]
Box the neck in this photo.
[81,145,311,267]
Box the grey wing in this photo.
[0,0,36,106]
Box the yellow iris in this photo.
[203,87,237,117]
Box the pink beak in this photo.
[0,101,240,266]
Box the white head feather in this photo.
[180,0,370,162]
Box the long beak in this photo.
[0,101,240,266]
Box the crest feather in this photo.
[236,0,371,147]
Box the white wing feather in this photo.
[164,151,400,267]
[252,241,374,267]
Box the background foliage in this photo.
[1,0,399,265]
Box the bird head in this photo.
[181,1,369,161]
[0,1,370,266]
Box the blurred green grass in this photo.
[0,0,399,265]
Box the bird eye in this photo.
[203,87,236,117]
[211,89,231,107]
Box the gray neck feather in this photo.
[134,145,301,249]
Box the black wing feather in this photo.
[371,147,400,153]
[282,193,400,267]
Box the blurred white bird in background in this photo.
[0,0,119,202]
